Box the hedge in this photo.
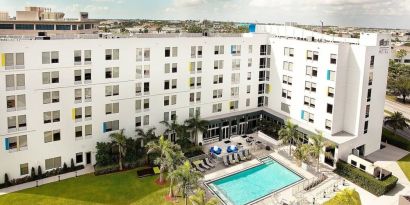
[381,128,410,151]
[94,160,145,176]
[334,160,398,196]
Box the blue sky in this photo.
[1,0,409,29]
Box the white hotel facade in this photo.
[0,25,390,182]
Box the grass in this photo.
[381,128,410,152]
[398,154,410,182]
[0,169,183,205]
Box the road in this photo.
[384,99,410,140]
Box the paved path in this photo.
[385,99,410,119]
[0,165,94,196]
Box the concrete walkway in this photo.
[0,165,94,196]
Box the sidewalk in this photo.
[0,165,94,196]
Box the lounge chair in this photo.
[199,161,211,169]
[204,158,215,168]
[223,155,229,166]
[228,154,236,164]
[194,163,205,172]
[244,150,252,160]
[238,151,246,161]
[233,153,240,162]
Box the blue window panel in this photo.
[231,45,234,54]
[4,138,9,150]
[249,24,256,33]
[301,110,304,119]
[102,122,107,133]
[326,70,331,80]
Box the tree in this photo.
[109,129,127,171]
[309,132,334,172]
[391,76,410,103]
[166,150,185,198]
[161,117,189,146]
[185,112,209,144]
[324,188,361,205]
[171,160,203,205]
[278,119,299,156]
[396,49,408,61]
[146,136,179,183]
[384,111,409,135]
[135,127,156,147]
[189,188,219,205]
[293,144,311,167]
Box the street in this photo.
[384,99,410,140]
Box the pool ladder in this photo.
[258,156,274,165]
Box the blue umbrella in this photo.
[227,145,238,153]
[210,146,222,155]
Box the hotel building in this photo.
[0,24,390,182]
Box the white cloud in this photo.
[174,0,207,7]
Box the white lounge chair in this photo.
[204,158,215,168]
[234,153,240,162]
[223,155,229,166]
[244,149,252,160]
[199,161,210,169]
[238,151,246,161]
[194,163,205,172]
[228,154,236,164]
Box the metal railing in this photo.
[292,174,327,196]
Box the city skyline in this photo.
[1,0,409,29]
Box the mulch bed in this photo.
[136,167,154,178]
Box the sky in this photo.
[1,0,409,29]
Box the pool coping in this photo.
[204,155,306,205]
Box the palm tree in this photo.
[384,111,409,135]
[135,127,156,147]
[309,132,334,172]
[278,119,299,156]
[185,113,209,144]
[109,129,127,171]
[166,149,185,198]
[189,188,219,205]
[146,135,177,183]
[293,144,311,167]
[161,118,180,141]
[324,188,361,205]
[171,160,203,205]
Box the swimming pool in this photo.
[207,157,303,205]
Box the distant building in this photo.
[285,22,298,27]
[0,6,99,35]
[392,46,410,64]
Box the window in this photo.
[281,103,290,113]
[43,110,60,123]
[4,135,27,151]
[85,88,92,101]
[75,126,83,138]
[327,104,333,114]
[135,100,142,112]
[214,45,224,55]
[232,59,240,70]
[213,103,222,113]
[368,72,373,86]
[76,153,83,164]
[247,85,251,94]
[74,50,81,64]
[260,45,267,55]
[306,66,317,77]
[364,121,368,134]
[283,61,293,71]
[84,69,92,82]
[304,96,316,108]
[231,45,241,56]
[189,77,195,88]
[135,83,142,95]
[249,45,253,54]
[248,58,252,67]
[370,55,375,67]
[143,115,150,125]
[20,163,29,175]
[229,100,239,110]
[282,75,292,85]
[213,89,223,99]
[367,89,372,102]
[74,89,82,102]
[44,130,60,143]
[84,50,91,63]
[85,124,92,137]
[144,65,150,78]
[327,70,335,81]
[136,48,143,61]
[105,49,119,60]
[325,119,332,130]
[307,51,313,60]
[7,115,26,131]
[164,96,170,106]
[284,47,294,57]
[6,74,25,90]
[260,58,271,68]
[74,70,82,83]
[313,51,319,61]
[213,75,223,84]
[305,81,317,92]
[247,72,252,80]
[45,157,61,170]
[196,77,201,87]
[42,51,59,64]
[165,47,177,57]
[172,63,178,73]
[136,65,142,78]
[4,53,24,69]
[144,99,150,109]
[231,87,239,98]
[190,46,202,58]
[351,160,357,166]
[7,94,26,111]
[231,73,240,84]
[165,47,170,57]
[330,54,337,64]
[103,120,119,132]
[171,79,177,89]
[214,60,223,70]
[365,105,370,118]
[105,67,119,79]
[105,103,119,114]
[42,71,59,84]
[144,48,150,61]
[136,116,142,127]
[74,107,82,120]
[105,85,119,96]
[301,110,314,123]
[246,98,250,107]
[144,82,150,94]
[328,87,335,97]
[359,164,366,170]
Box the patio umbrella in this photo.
[227,145,238,153]
[210,145,222,155]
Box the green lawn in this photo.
[398,154,410,182]
[0,169,182,205]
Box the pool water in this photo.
[208,157,302,205]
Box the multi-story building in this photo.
[0,25,390,183]
[0,7,98,35]
[392,46,410,64]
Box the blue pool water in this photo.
[208,157,302,205]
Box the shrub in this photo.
[183,146,205,158]
[381,128,410,151]
[94,164,120,176]
[31,167,36,179]
[96,142,116,166]
[70,159,75,170]
[334,160,398,196]
[4,174,10,187]
[37,166,43,179]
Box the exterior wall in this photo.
[0,21,98,35]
